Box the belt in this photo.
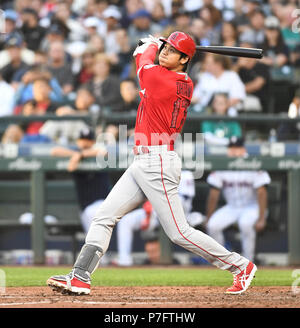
[133,144,174,155]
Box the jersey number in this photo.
[170,98,189,130]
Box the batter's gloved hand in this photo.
[133,34,162,57]
[139,35,163,48]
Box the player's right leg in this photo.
[47,165,145,295]
[116,208,146,266]
[237,204,260,261]
[206,205,239,246]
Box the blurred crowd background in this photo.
[0,0,300,147]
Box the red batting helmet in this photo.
[160,31,196,59]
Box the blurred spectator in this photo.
[65,40,89,76]
[84,53,123,112]
[231,0,246,29]
[51,0,86,42]
[192,53,246,115]
[112,28,133,79]
[0,73,15,116]
[26,0,44,17]
[201,93,242,146]
[39,0,59,19]
[189,17,210,47]
[280,4,300,66]
[170,0,184,19]
[259,16,289,68]
[220,20,239,47]
[39,22,69,52]
[47,41,75,95]
[127,9,162,48]
[83,16,104,39]
[95,77,140,141]
[82,0,109,19]
[234,41,270,112]
[13,63,64,107]
[150,2,171,29]
[198,4,223,45]
[170,9,191,34]
[4,9,18,35]
[19,7,47,51]
[1,124,25,144]
[101,5,122,56]
[23,77,59,124]
[86,34,106,53]
[277,88,300,141]
[233,0,262,33]
[0,34,29,85]
[50,127,110,234]
[4,77,59,144]
[122,0,145,28]
[74,46,96,89]
[119,78,140,113]
[188,17,211,80]
[40,87,96,145]
[239,8,265,46]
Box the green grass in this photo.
[0,266,294,287]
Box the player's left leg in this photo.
[47,165,145,295]
[237,204,260,262]
[133,151,248,275]
[132,150,256,294]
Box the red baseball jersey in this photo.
[134,44,194,150]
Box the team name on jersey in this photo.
[223,181,253,188]
[176,81,192,98]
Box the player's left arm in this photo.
[68,145,108,172]
[255,185,268,232]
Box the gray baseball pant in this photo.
[85,147,249,275]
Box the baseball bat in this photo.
[196,45,263,59]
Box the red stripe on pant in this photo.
[158,154,242,273]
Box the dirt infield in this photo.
[0,286,299,308]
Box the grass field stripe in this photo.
[159,154,243,273]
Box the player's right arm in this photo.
[50,146,79,157]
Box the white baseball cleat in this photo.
[226,261,257,294]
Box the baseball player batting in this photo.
[47,31,257,295]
